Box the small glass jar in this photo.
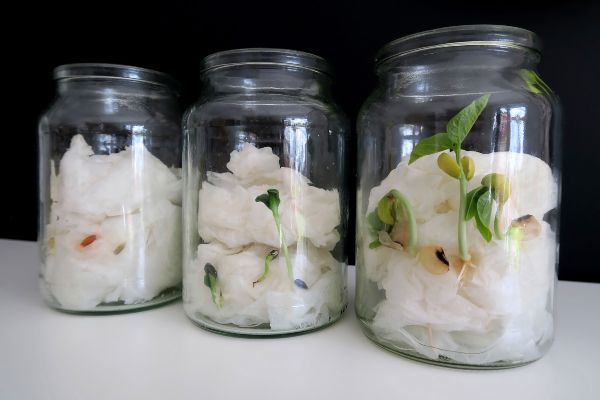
[356,26,561,368]
[38,64,183,312]
[183,48,348,335]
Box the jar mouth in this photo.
[53,63,180,91]
[375,25,541,66]
[200,48,333,76]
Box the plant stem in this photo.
[455,145,471,261]
[273,209,293,282]
[494,202,506,240]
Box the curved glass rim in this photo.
[53,63,180,90]
[375,25,541,65]
[200,48,333,75]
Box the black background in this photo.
[3,1,599,283]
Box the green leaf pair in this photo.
[409,94,490,164]
[519,69,553,96]
[465,186,494,242]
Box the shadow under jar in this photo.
[38,64,183,312]
[355,26,561,368]
[183,48,349,336]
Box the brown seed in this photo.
[80,234,97,247]
[510,214,541,241]
[48,237,55,250]
[113,243,126,255]
[419,246,450,275]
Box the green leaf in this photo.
[408,132,454,164]
[475,212,493,242]
[476,191,493,229]
[519,69,553,96]
[369,240,382,249]
[255,189,280,210]
[446,94,491,145]
[367,211,386,233]
[465,186,487,221]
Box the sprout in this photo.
[256,189,293,283]
[409,94,491,261]
[204,263,223,307]
[372,190,418,256]
[253,249,279,287]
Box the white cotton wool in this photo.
[189,143,345,330]
[45,200,182,309]
[44,135,182,310]
[198,144,340,251]
[365,151,557,364]
[56,135,182,216]
[185,241,344,330]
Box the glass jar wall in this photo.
[38,64,183,312]
[183,49,348,335]
[356,26,561,368]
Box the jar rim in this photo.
[200,48,333,75]
[53,63,180,91]
[375,25,541,65]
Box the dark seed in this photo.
[435,248,449,266]
[269,249,279,258]
[113,243,126,255]
[294,279,308,289]
[514,214,533,223]
[204,263,218,277]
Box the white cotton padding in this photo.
[364,151,557,364]
[44,135,182,309]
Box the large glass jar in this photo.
[38,64,183,312]
[183,48,348,335]
[356,26,561,368]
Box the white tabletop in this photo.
[1,239,599,400]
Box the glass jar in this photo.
[183,48,348,335]
[38,64,183,312]
[356,26,561,368]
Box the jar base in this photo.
[186,303,347,337]
[43,286,182,314]
[357,316,541,370]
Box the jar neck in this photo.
[57,78,177,98]
[377,46,540,95]
[200,65,333,98]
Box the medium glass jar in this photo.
[356,26,561,368]
[38,64,183,312]
[183,48,348,335]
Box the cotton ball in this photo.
[226,143,281,184]
[57,135,181,216]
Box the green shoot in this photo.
[253,249,279,287]
[410,93,491,262]
[255,189,293,283]
[204,263,223,307]
[368,189,418,257]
